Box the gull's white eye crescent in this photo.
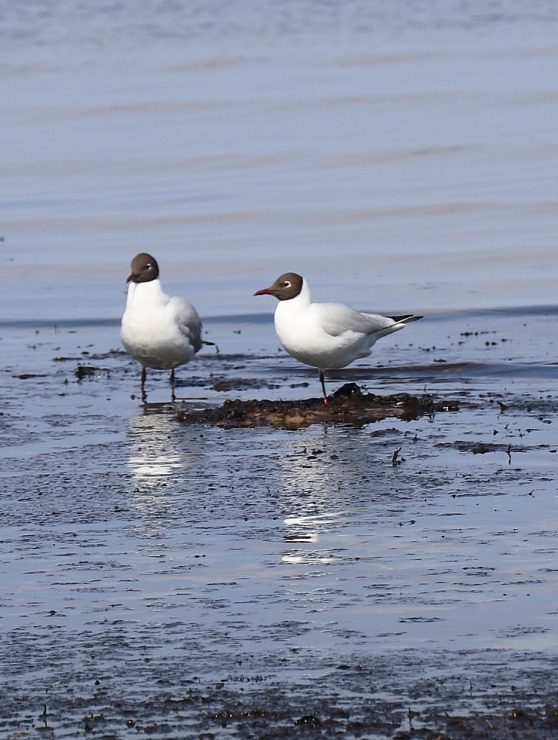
[283,280,291,288]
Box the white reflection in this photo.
[279,428,367,565]
[282,511,345,564]
[127,409,190,488]
[128,414,183,488]
[123,407,208,558]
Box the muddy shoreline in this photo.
[1,316,557,739]
[2,645,557,738]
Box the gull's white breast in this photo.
[121,281,201,370]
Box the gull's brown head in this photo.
[127,253,160,283]
[254,272,303,301]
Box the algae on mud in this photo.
[177,382,460,428]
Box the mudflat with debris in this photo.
[1,310,557,738]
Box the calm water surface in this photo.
[2,0,558,318]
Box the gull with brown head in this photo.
[255,272,422,403]
[121,253,203,402]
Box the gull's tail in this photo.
[389,314,423,325]
[372,313,423,340]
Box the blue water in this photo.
[2,0,558,322]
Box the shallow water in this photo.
[1,1,558,737]
[1,308,557,736]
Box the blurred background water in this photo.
[2,0,557,321]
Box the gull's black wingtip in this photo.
[390,314,423,324]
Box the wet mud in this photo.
[2,648,558,738]
[1,315,557,739]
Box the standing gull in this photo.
[255,272,422,403]
[121,252,203,402]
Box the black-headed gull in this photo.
[254,272,422,403]
[121,252,203,402]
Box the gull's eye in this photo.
[283,280,291,288]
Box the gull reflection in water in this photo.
[126,406,205,532]
[127,409,187,487]
[125,408,206,568]
[282,511,346,565]
[279,429,361,565]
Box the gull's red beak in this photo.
[254,287,276,296]
[126,272,138,283]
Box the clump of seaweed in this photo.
[177,382,459,429]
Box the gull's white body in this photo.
[121,279,202,370]
[273,278,407,370]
